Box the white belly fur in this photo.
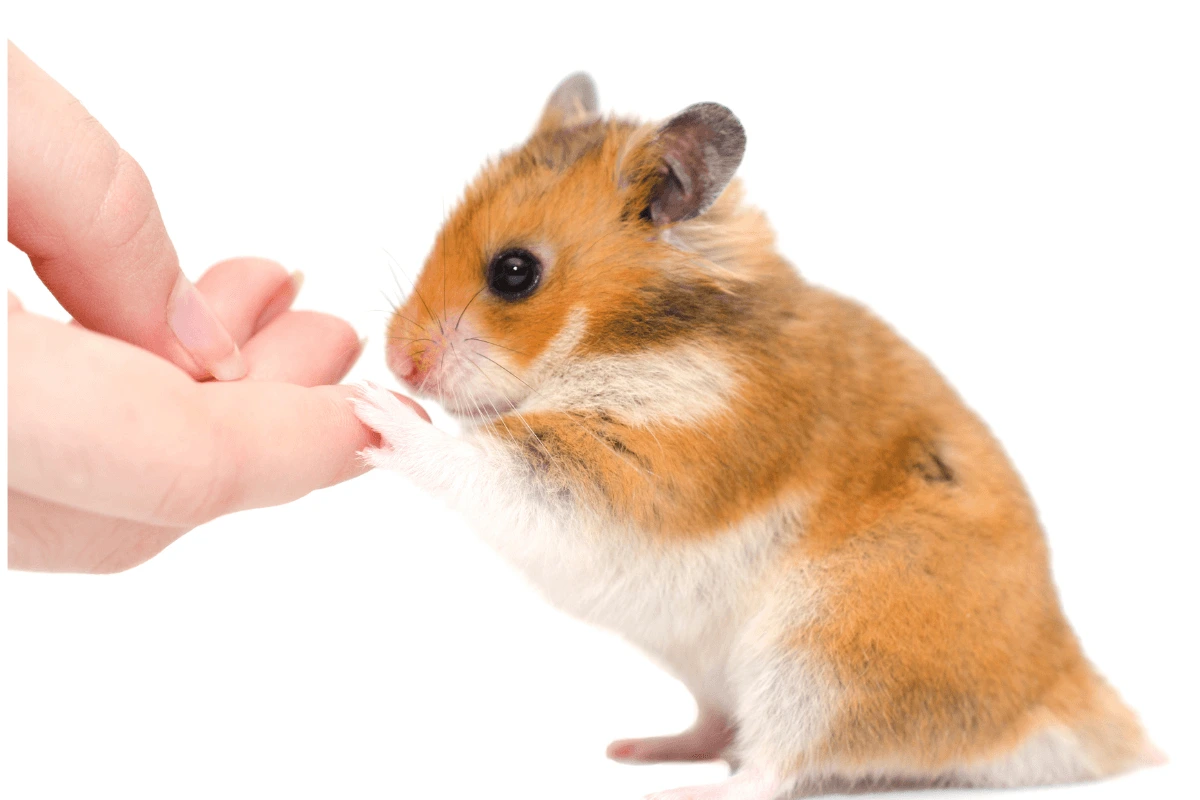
[459,470,809,713]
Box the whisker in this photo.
[454,286,486,331]
[472,387,524,461]
[470,352,539,394]
[484,395,526,462]
[463,355,557,467]
[379,299,427,335]
[388,336,437,346]
[441,203,448,329]
[446,345,511,443]
[464,337,528,356]
[450,347,526,457]
[394,316,425,333]
[467,354,657,482]
[385,255,407,303]
[413,284,443,336]
[381,247,422,311]
[387,246,442,337]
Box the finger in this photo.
[7,490,185,574]
[194,258,303,345]
[240,310,364,386]
[9,291,23,312]
[8,309,427,526]
[6,43,244,381]
[203,382,432,519]
[202,382,429,519]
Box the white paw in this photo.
[351,381,431,468]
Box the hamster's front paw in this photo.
[351,381,436,470]
[352,382,484,497]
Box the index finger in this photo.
[6,42,244,381]
[200,381,430,520]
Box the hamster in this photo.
[352,73,1158,799]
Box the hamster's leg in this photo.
[631,588,828,799]
[662,575,833,800]
[607,707,734,764]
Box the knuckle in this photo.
[90,523,182,575]
[88,145,158,255]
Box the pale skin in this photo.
[7,42,427,573]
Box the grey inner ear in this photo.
[551,72,598,114]
[647,103,746,226]
[542,72,599,129]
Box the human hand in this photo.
[7,43,426,573]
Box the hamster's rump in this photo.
[359,72,1155,797]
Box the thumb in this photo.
[7,42,244,381]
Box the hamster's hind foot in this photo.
[643,768,781,800]
[607,709,734,764]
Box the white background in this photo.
[4,2,1197,798]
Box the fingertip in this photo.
[395,392,432,423]
[252,269,305,332]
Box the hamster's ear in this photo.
[632,103,746,226]
[534,72,599,134]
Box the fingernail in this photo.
[398,394,432,423]
[254,270,304,332]
[342,335,368,374]
[168,274,247,381]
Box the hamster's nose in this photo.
[385,342,421,387]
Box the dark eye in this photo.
[486,248,542,301]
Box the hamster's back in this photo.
[756,280,1152,783]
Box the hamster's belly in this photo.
[470,499,804,708]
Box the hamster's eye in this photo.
[486,248,542,301]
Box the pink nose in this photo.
[385,344,424,388]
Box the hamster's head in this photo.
[385,73,748,422]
